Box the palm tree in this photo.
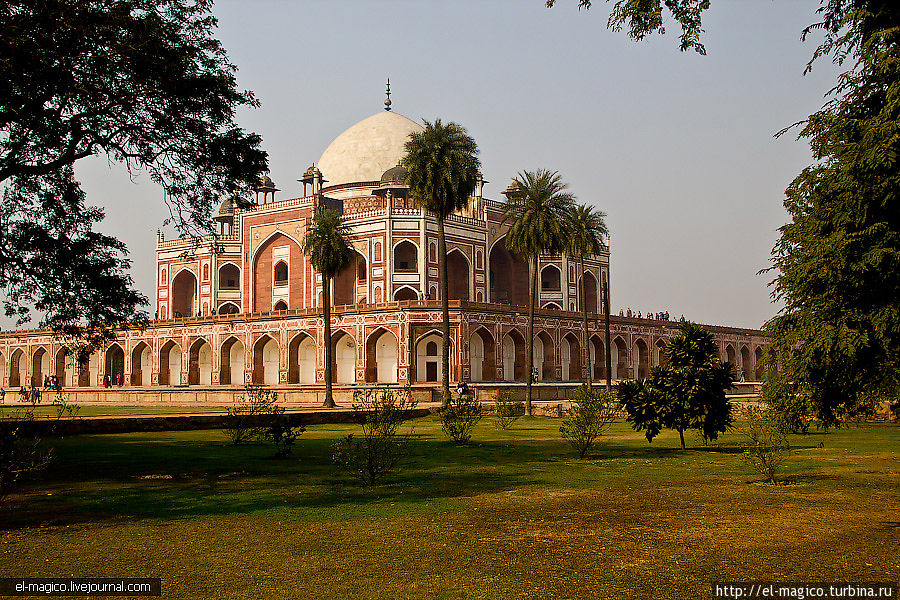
[402,119,480,407]
[303,208,354,408]
[564,204,608,389]
[503,169,576,416]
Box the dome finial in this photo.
[384,77,392,111]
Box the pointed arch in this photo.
[331,331,357,384]
[725,344,736,368]
[561,332,581,382]
[579,271,598,314]
[9,348,25,388]
[130,342,151,386]
[365,328,398,383]
[188,338,213,385]
[252,231,303,312]
[500,329,526,382]
[634,338,650,379]
[31,346,49,388]
[104,344,125,385]
[469,327,496,382]
[218,262,240,290]
[253,335,280,385]
[446,248,470,301]
[0,351,5,389]
[540,264,561,291]
[394,240,418,272]
[333,248,368,306]
[218,302,240,315]
[288,332,316,384]
[755,346,765,381]
[159,340,183,386]
[171,268,198,318]
[542,302,562,310]
[740,345,752,380]
[219,336,245,385]
[654,339,668,367]
[612,336,628,379]
[393,285,419,301]
[273,300,288,311]
[415,331,453,383]
[534,331,556,381]
[489,235,529,307]
[589,335,606,380]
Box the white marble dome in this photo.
[317,111,423,188]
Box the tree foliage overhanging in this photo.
[0,0,268,336]
[765,1,900,426]
[549,0,900,423]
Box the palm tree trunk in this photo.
[436,215,451,408]
[525,254,537,417]
[603,276,612,391]
[580,255,591,389]
[322,277,335,408]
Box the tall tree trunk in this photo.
[322,276,335,408]
[436,215,451,408]
[678,428,686,450]
[525,254,538,417]
[580,255,591,389]
[603,276,612,391]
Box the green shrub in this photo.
[440,392,483,445]
[761,374,813,434]
[224,384,280,445]
[560,386,617,458]
[494,390,524,430]
[742,406,791,485]
[333,386,417,485]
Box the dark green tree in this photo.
[402,120,481,407]
[303,208,354,409]
[563,204,608,388]
[503,169,576,416]
[0,0,267,336]
[618,322,734,449]
[764,3,900,427]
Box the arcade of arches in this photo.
[0,323,769,389]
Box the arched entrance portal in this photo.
[159,341,182,386]
[189,339,213,385]
[447,250,470,301]
[366,329,398,383]
[501,330,526,382]
[171,269,197,318]
[131,342,151,386]
[105,345,125,385]
[469,328,495,382]
[561,333,581,381]
[288,334,316,384]
[332,332,356,384]
[634,339,649,379]
[612,337,628,379]
[253,336,279,385]
[580,271,598,314]
[9,349,25,388]
[31,347,49,388]
[489,237,529,306]
[219,337,245,385]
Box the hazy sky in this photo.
[5,0,843,330]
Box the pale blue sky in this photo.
[7,0,842,330]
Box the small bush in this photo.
[762,374,813,434]
[0,408,52,504]
[266,419,304,459]
[560,386,617,458]
[494,390,524,430]
[224,384,280,445]
[224,384,302,457]
[742,406,790,485]
[333,386,417,485]
[440,392,483,445]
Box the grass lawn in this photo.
[1,417,897,599]
[0,405,233,418]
